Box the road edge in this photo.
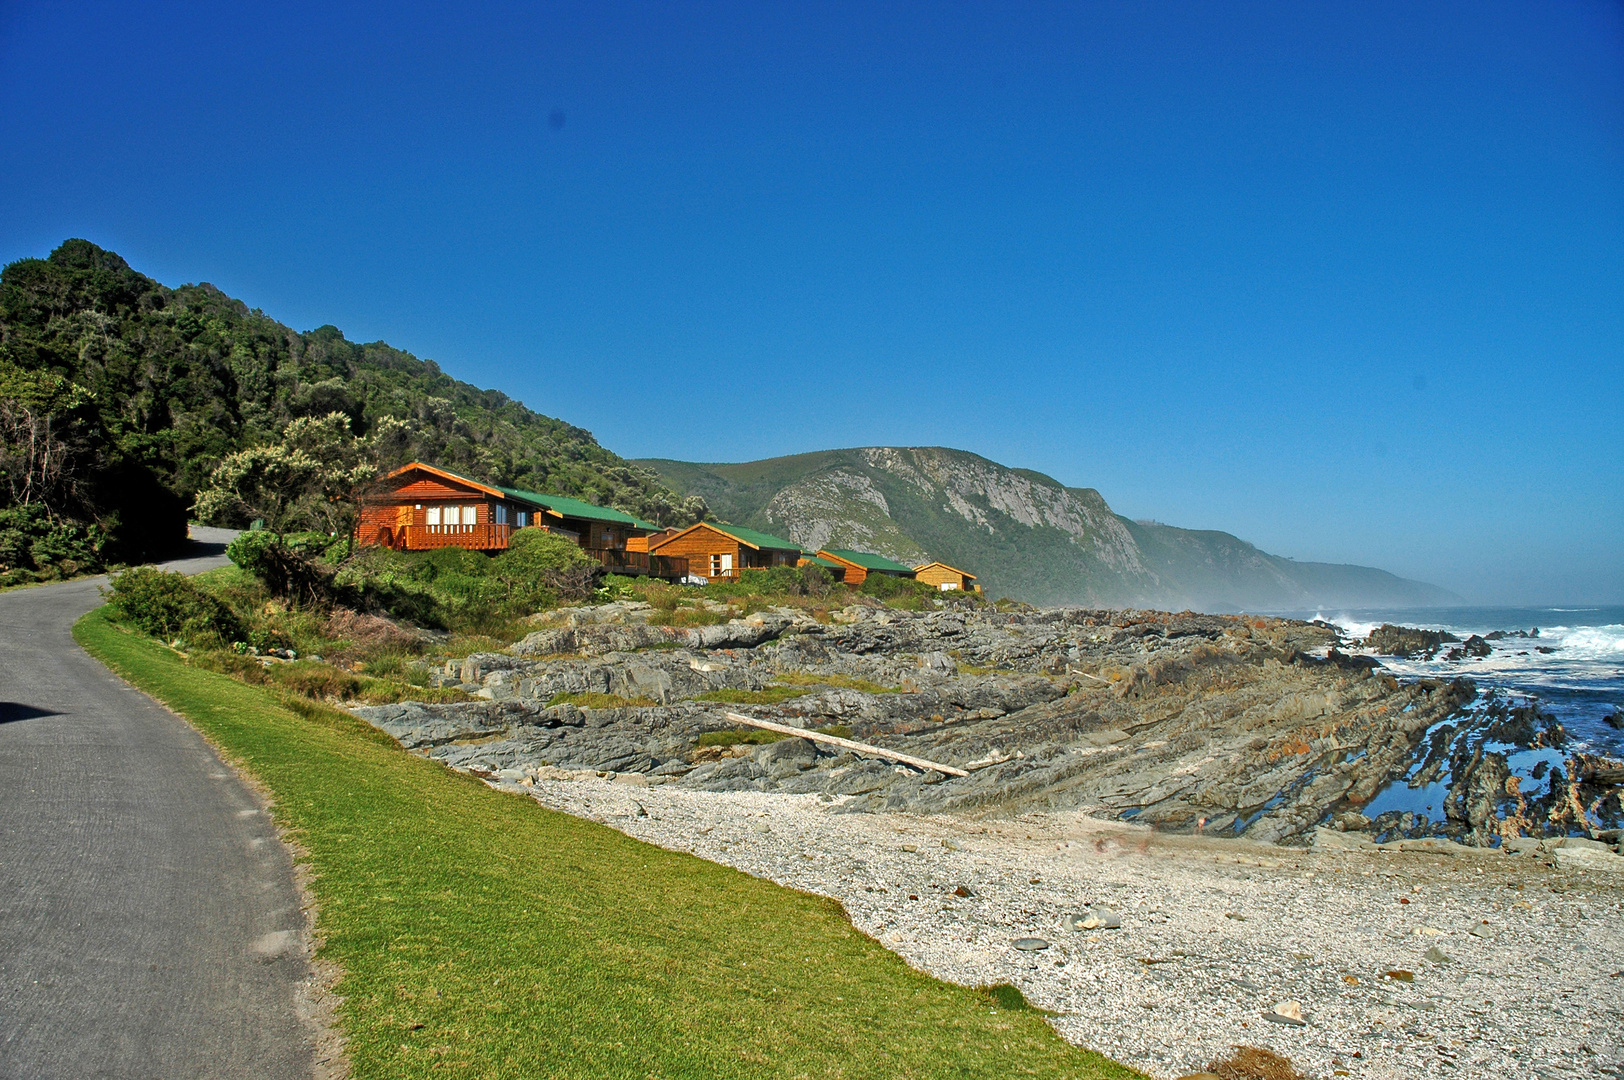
[73,608,351,1080]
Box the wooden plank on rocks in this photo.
[722,712,968,778]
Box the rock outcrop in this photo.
[346,601,1624,846]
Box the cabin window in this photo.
[426,506,441,526]
[494,504,508,525]
[516,510,528,527]
[443,505,459,527]
[466,505,479,527]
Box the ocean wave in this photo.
[1544,624,1624,659]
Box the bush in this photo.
[859,573,948,609]
[492,529,601,608]
[106,567,245,643]
[0,504,108,581]
[226,529,335,604]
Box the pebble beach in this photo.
[502,769,1623,1080]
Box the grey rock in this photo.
[1013,937,1050,951]
[1315,827,1376,851]
[1424,946,1451,964]
[1072,906,1121,930]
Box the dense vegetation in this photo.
[0,239,705,582]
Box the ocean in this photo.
[1276,605,1624,834]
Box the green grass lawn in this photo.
[75,607,1140,1080]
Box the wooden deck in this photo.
[375,523,516,551]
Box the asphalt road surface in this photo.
[0,529,315,1079]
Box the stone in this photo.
[1315,827,1376,851]
[952,884,974,898]
[1469,922,1494,938]
[1071,906,1121,930]
[1262,999,1307,1026]
[1385,969,1414,982]
[1424,946,1451,964]
[614,772,649,786]
[1013,937,1050,951]
[1552,844,1624,873]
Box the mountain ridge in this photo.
[637,446,1460,611]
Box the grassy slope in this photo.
[74,607,1138,1080]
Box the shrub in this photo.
[106,567,245,643]
[0,504,107,581]
[492,529,601,609]
[226,530,334,604]
[859,573,945,610]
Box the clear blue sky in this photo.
[3,2,1620,604]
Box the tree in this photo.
[193,413,377,533]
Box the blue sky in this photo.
[2,2,1620,604]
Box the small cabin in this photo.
[356,463,530,552]
[913,561,980,592]
[817,549,917,587]
[355,463,686,579]
[648,522,802,582]
[796,552,847,582]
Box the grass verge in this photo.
[75,606,1140,1080]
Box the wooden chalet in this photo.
[817,549,916,587]
[796,552,847,582]
[647,522,802,582]
[355,463,687,579]
[913,561,980,592]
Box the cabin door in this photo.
[720,553,733,575]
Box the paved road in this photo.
[0,530,314,1079]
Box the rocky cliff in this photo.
[638,447,1458,611]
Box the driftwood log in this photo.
[722,712,968,777]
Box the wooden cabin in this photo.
[648,522,802,582]
[796,553,847,582]
[355,463,687,579]
[356,463,527,552]
[913,561,980,592]
[817,549,917,587]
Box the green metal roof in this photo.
[824,549,917,575]
[395,462,659,531]
[708,522,802,552]
[496,487,653,529]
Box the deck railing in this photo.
[396,523,515,551]
[375,524,687,578]
[593,549,688,579]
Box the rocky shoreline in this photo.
[346,599,1624,1077]
[353,601,1623,849]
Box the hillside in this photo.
[0,240,703,565]
[638,447,1459,611]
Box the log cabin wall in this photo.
[649,526,745,579]
[815,551,868,585]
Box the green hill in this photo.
[0,240,703,566]
[637,447,1460,611]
